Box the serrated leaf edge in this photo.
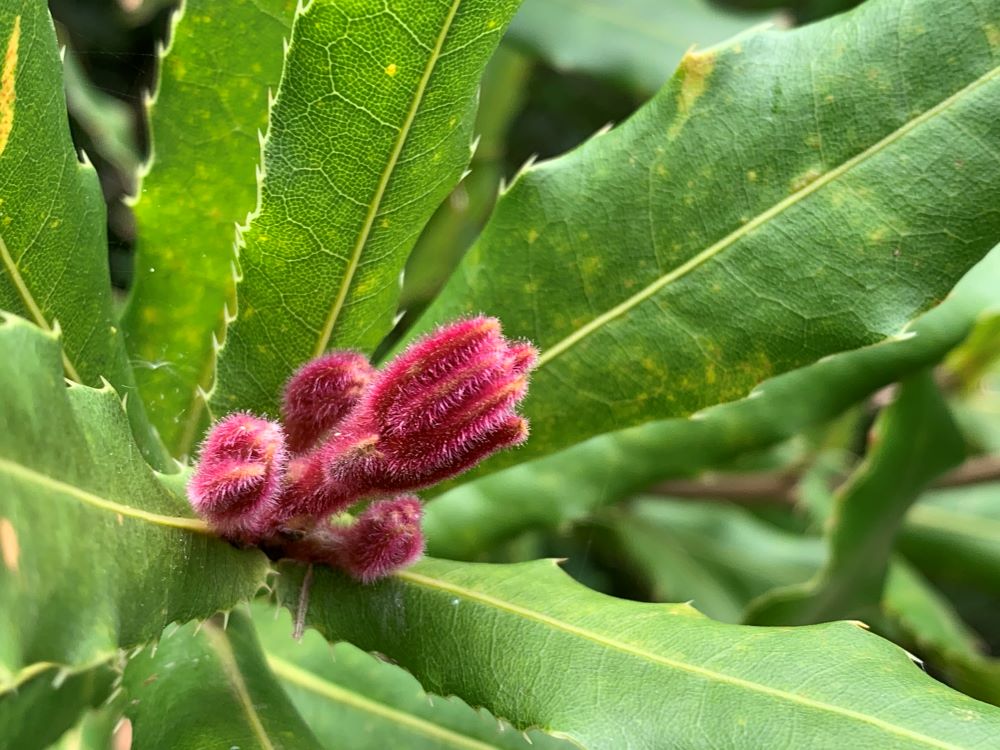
[382,560,968,750]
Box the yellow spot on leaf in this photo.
[677,49,714,113]
[527,228,539,244]
[385,63,398,77]
[0,16,21,159]
[581,256,601,275]
[1,517,19,572]
[986,23,1000,50]
[747,170,758,182]
[790,167,823,192]
[668,48,715,139]
[869,227,888,243]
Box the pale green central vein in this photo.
[536,61,1000,368]
[267,655,503,750]
[0,652,118,696]
[204,624,276,750]
[397,569,965,750]
[0,233,81,382]
[0,456,209,533]
[313,0,463,357]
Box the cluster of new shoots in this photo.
[188,317,536,582]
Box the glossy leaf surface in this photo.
[210,0,521,418]
[123,614,324,750]
[411,0,1000,477]
[122,0,296,457]
[0,317,268,685]
[254,604,576,750]
[425,245,1000,558]
[0,2,163,465]
[282,558,1000,748]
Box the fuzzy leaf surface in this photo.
[254,604,577,750]
[0,2,164,465]
[410,0,1000,477]
[281,558,1000,749]
[123,614,324,750]
[121,0,296,458]
[425,245,1000,558]
[0,316,268,687]
[210,0,521,418]
[507,0,771,93]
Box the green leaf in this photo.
[122,613,324,750]
[0,662,115,750]
[62,47,140,179]
[0,2,166,467]
[507,0,771,93]
[409,0,1000,478]
[885,561,1000,707]
[48,705,124,750]
[595,499,824,622]
[745,373,965,625]
[120,0,296,458]
[253,603,577,750]
[0,315,268,686]
[282,558,1000,748]
[900,484,1000,597]
[210,0,522,419]
[400,45,532,312]
[424,245,1000,559]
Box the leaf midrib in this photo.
[535,60,1000,369]
[0,455,208,532]
[396,567,966,750]
[267,654,506,750]
[204,623,276,750]
[0,234,81,381]
[312,0,463,357]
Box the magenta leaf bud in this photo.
[282,351,376,454]
[187,412,288,542]
[323,316,537,498]
[335,495,424,583]
[275,451,355,524]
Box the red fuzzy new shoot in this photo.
[311,316,537,505]
[187,412,288,542]
[281,350,375,454]
[188,316,535,582]
[333,495,425,583]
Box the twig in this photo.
[649,454,1000,505]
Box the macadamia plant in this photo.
[3,0,1000,747]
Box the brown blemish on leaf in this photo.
[0,15,21,159]
[669,48,716,139]
[1,517,19,572]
